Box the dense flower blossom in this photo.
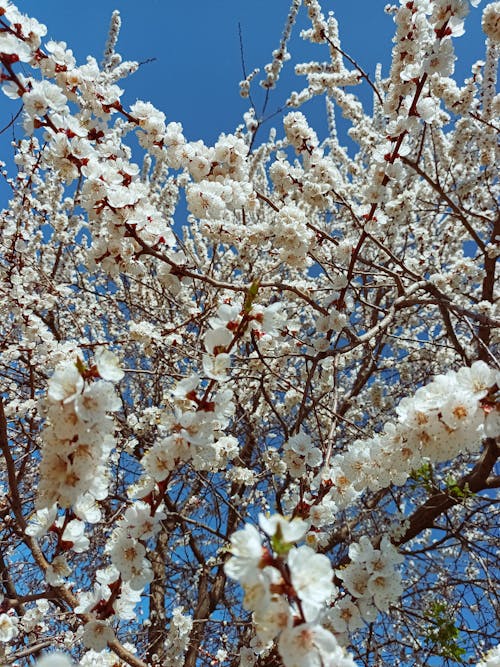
[482,2,500,42]
[0,0,498,664]
[35,352,124,512]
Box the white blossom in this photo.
[0,613,18,642]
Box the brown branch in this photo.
[400,154,486,251]
[0,397,28,532]
[4,641,54,663]
[395,438,500,547]
[147,527,169,663]
[184,563,227,667]
[436,302,469,363]
[323,34,383,106]
[255,190,280,212]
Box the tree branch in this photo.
[395,438,500,547]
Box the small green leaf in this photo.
[410,462,434,493]
[444,477,475,500]
[423,600,466,663]
[243,279,260,314]
[270,524,293,556]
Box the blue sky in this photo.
[5,1,488,147]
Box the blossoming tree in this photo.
[0,0,499,665]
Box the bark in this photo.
[147,526,170,663]
[395,437,499,547]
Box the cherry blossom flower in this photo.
[254,596,292,643]
[95,349,124,382]
[118,501,165,541]
[326,598,365,634]
[22,80,68,118]
[82,619,115,651]
[204,327,233,355]
[287,546,336,620]
[336,562,371,600]
[278,623,356,667]
[74,382,121,423]
[482,2,500,42]
[61,518,90,553]
[0,31,32,62]
[224,524,264,581]
[25,505,58,538]
[0,612,19,642]
[258,514,308,543]
[47,362,84,404]
[241,568,280,615]
[285,431,323,468]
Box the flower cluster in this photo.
[0,4,178,278]
[259,0,300,89]
[225,514,360,667]
[138,372,238,485]
[184,133,254,233]
[284,430,323,478]
[36,350,123,512]
[335,536,404,622]
[163,607,193,663]
[324,361,499,506]
[105,500,165,591]
[482,2,500,42]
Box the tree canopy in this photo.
[0,1,499,666]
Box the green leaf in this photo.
[444,477,475,500]
[409,462,434,493]
[423,600,466,663]
[243,279,260,314]
[270,524,294,556]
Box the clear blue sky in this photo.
[5,1,487,146]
